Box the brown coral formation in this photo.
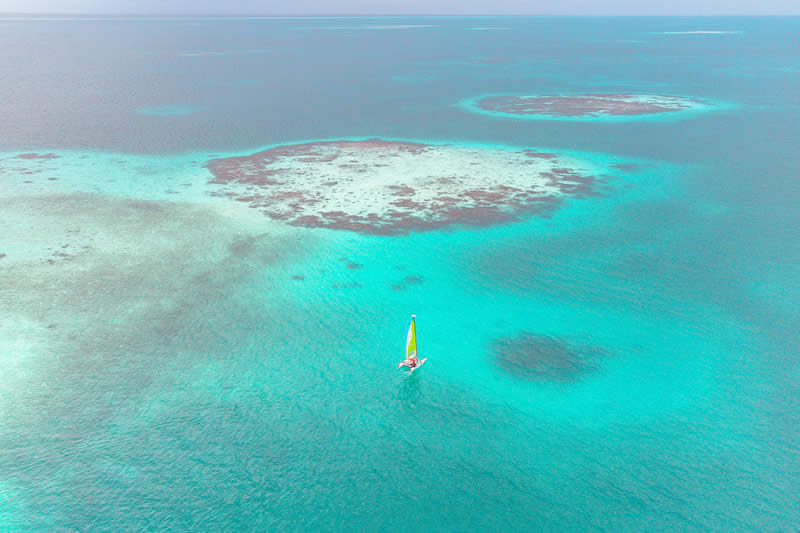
[205,139,607,235]
[478,94,701,117]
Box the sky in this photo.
[1,0,798,15]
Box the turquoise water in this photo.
[1,16,799,530]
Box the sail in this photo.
[406,315,417,359]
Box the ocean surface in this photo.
[1,15,799,530]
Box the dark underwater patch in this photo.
[491,332,606,382]
[229,235,257,257]
[16,152,60,160]
[391,275,424,291]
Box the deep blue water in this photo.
[0,16,798,530]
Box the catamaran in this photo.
[397,314,427,373]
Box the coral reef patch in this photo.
[205,139,609,235]
[462,94,720,121]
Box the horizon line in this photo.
[1,13,799,18]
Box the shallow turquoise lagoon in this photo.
[1,15,798,530]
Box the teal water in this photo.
[1,16,799,530]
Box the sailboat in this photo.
[399,314,428,373]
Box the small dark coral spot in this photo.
[612,163,639,172]
[392,274,424,291]
[229,236,256,257]
[346,262,362,270]
[291,274,305,280]
[16,152,59,160]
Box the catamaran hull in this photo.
[409,358,428,373]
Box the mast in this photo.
[412,314,417,357]
[407,314,418,359]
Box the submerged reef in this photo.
[205,139,609,235]
[15,153,60,160]
[0,193,313,518]
[491,332,606,382]
[392,275,424,291]
[0,152,62,184]
[463,94,714,121]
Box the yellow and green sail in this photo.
[406,315,417,359]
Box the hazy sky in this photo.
[2,0,799,15]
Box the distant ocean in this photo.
[1,16,798,530]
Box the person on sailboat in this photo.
[397,315,427,372]
[397,351,420,369]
